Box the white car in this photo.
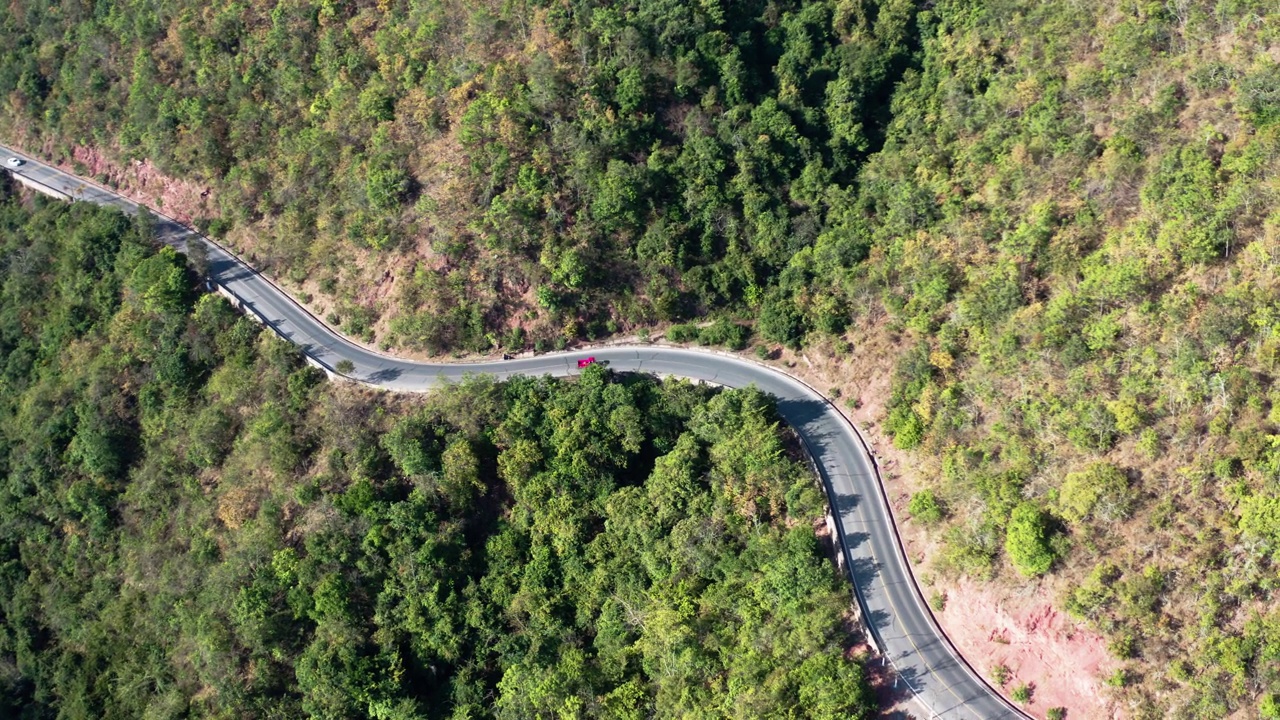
[4,157,22,168]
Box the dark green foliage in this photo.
[669,319,753,350]
[696,318,752,350]
[0,0,918,352]
[0,197,872,719]
[884,342,933,449]
[9,0,1280,710]
[1239,62,1280,128]
[665,323,700,343]
[886,405,925,450]
[908,489,945,524]
[759,293,809,349]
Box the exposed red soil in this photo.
[769,327,1123,720]
[62,145,217,226]
[9,139,1124,717]
[930,577,1118,718]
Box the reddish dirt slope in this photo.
[929,577,1119,718]
[65,145,216,225]
[9,140,1123,717]
[771,333,1123,720]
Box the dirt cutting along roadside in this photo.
[3,141,1033,720]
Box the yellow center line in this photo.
[834,411,983,717]
[880,577,973,715]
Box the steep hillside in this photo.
[0,0,913,352]
[848,2,1280,717]
[0,188,872,719]
[6,0,1280,716]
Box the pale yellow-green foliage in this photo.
[1058,462,1133,525]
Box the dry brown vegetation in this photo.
[6,0,1280,716]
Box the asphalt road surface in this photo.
[2,144,1024,719]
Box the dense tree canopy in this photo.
[0,188,872,719]
[7,0,1280,714]
[0,0,914,352]
[857,2,1280,716]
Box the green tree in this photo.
[1240,493,1280,554]
[758,293,807,349]
[1005,503,1058,577]
[909,489,945,524]
[1058,462,1134,525]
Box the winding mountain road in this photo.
[3,144,1024,719]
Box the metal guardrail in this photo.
[4,145,1031,720]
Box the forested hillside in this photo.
[0,0,915,351]
[0,187,872,719]
[7,0,1280,715]
[862,4,1280,718]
